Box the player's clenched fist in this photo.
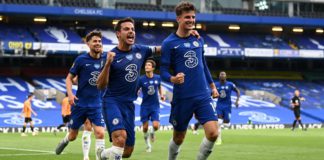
[211,88,219,98]
[171,72,185,84]
[106,51,116,65]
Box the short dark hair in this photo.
[146,59,156,68]
[28,93,34,98]
[114,17,135,31]
[175,1,196,16]
[85,30,102,42]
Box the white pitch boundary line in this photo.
[0,147,58,157]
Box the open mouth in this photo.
[94,45,101,50]
[127,34,135,42]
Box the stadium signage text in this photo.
[0,124,323,133]
[74,8,103,15]
[217,48,243,57]
[4,41,33,50]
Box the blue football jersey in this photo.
[138,74,161,107]
[161,33,213,99]
[215,81,237,108]
[103,44,153,102]
[69,53,106,108]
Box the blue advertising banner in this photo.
[0,77,322,127]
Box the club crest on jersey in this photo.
[193,41,199,47]
[184,43,190,48]
[94,63,100,69]
[225,86,229,89]
[135,53,142,59]
[172,120,177,126]
[112,118,119,125]
[155,80,158,84]
[126,54,133,61]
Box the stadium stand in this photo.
[212,7,255,16]
[54,0,98,8]
[236,79,324,109]
[0,24,35,42]
[115,2,161,11]
[3,0,46,5]
[2,0,98,8]
[30,25,82,43]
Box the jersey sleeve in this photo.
[291,97,295,103]
[201,38,213,84]
[69,57,81,76]
[232,82,238,92]
[157,75,162,85]
[137,76,143,91]
[160,41,172,83]
[141,45,154,59]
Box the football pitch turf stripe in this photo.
[0,147,56,157]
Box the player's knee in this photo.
[122,147,134,158]
[122,152,132,158]
[173,135,185,145]
[142,126,149,132]
[112,132,127,146]
[206,130,218,142]
[69,134,77,141]
[153,123,159,131]
[95,131,104,139]
[153,125,159,131]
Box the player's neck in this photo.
[220,80,226,84]
[89,52,101,59]
[176,28,191,38]
[118,43,132,52]
[146,72,153,78]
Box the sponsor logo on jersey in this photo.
[117,59,123,63]
[184,43,190,48]
[94,63,100,69]
[126,54,133,61]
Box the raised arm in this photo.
[97,52,115,90]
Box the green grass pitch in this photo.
[0,128,323,160]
